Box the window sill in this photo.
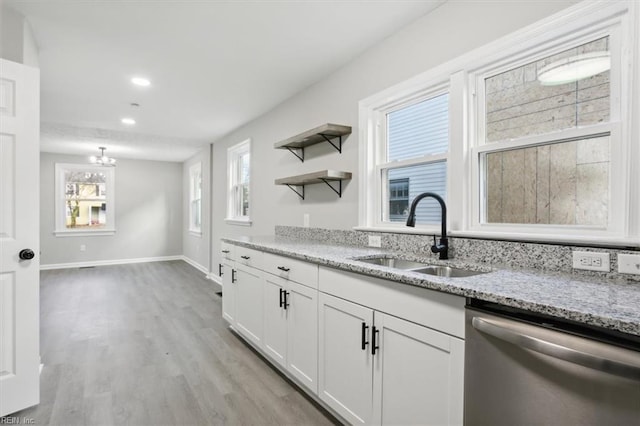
[54,229,116,237]
[353,225,440,235]
[189,230,203,237]
[225,218,252,227]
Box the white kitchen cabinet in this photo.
[235,263,264,347]
[263,272,319,393]
[221,260,236,325]
[372,312,464,425]
[318,293,374,425]
[318,268,465,426]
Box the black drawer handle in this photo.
[240,255,250,260]
[371,326,379,355]
[277,266,290,272]
[361,322,369,350]
[221,250,230,254]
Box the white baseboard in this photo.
[181,256,209,274]
[40,255,183,270]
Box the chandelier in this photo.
[89,147,116,166]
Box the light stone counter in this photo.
[221,235,640,337]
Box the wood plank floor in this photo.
[11,261,336,425]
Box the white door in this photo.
[0,59,40,416]
[234,264,263,348]
[372,312,465,426]
[318,293,374,425]
[286,281,317,393]
[262,274,287,368]
[221,260,236,325]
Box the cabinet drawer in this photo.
[263,252,318,289]
[236,246,263,270]
[220,241,235,261]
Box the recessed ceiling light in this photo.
[538,51,610,86]
[121,117,136,125]
[131,77,151,87]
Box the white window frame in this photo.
[358,1,639,246]
[225,138,252,226]
[188,161,202,236]
[54,163,116,237]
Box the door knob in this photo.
[19,249,35,260]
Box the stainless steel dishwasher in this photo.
[464,301,640,426]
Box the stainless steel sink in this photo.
[354,256,487,278]
[411,265,485,278]
[356,257,427,270]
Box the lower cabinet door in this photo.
[318,293,374,425]
[372,312,465,426]
[235,265,264,348]
[263,274,287,368]
[286,281,318,394]
[221,261,236,325]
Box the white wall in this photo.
[1,5,39,67]
[183,146,211,272]
[210,1,578,263]
[40,153,183,266]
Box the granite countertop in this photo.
[221,235,640,337]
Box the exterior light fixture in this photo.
[537,51,610,86]
[89,147,116,166]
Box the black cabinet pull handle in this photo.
[218,263,223,277]
[361,322,369,350]
[371,326,379,355]
[283,291,290,310]
[277,266,290,272]
[279,288,284,308]
[240,255,250,260]
[221,250,230,254]
[231,269,237,283]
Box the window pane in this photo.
[64,171,107,229]
[484,135,609,226]
[485,37,610,143]
[386,162,447,224]
[240,152,250,185]
[387,93,449,161]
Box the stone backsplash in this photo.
[275,225,640,282]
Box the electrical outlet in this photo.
[80,244,86,252]
[618,253,640,275]
[368,235,382,248]
[572,251,609,272]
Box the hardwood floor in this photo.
[11,261,336,425]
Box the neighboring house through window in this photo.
[55,163,115,236]
[226,139,251,226]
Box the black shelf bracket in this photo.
[319,133,342,153]
[286,147,304,162]
[319,178,343,197]
[285,184,305,200]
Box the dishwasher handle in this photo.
[472,317,640,381]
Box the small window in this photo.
[55,163,115,236]
[381,92,449,226]
[226,139,251,225]
[189,162,202,234]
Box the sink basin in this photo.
[356,257,427,270]
[411,265,485,278]
[354,256,487,278]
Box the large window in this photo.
[55,163,115,236]
[226,139,251,225]
[189,162,202,235]
[359,1,637,245]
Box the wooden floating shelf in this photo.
[274,123,352,162]
[275,170,352,200]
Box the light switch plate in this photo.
[572,251,609,272]
[618,253,640,275]
[368,235,382,248]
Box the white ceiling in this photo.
[8,0,444,162]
